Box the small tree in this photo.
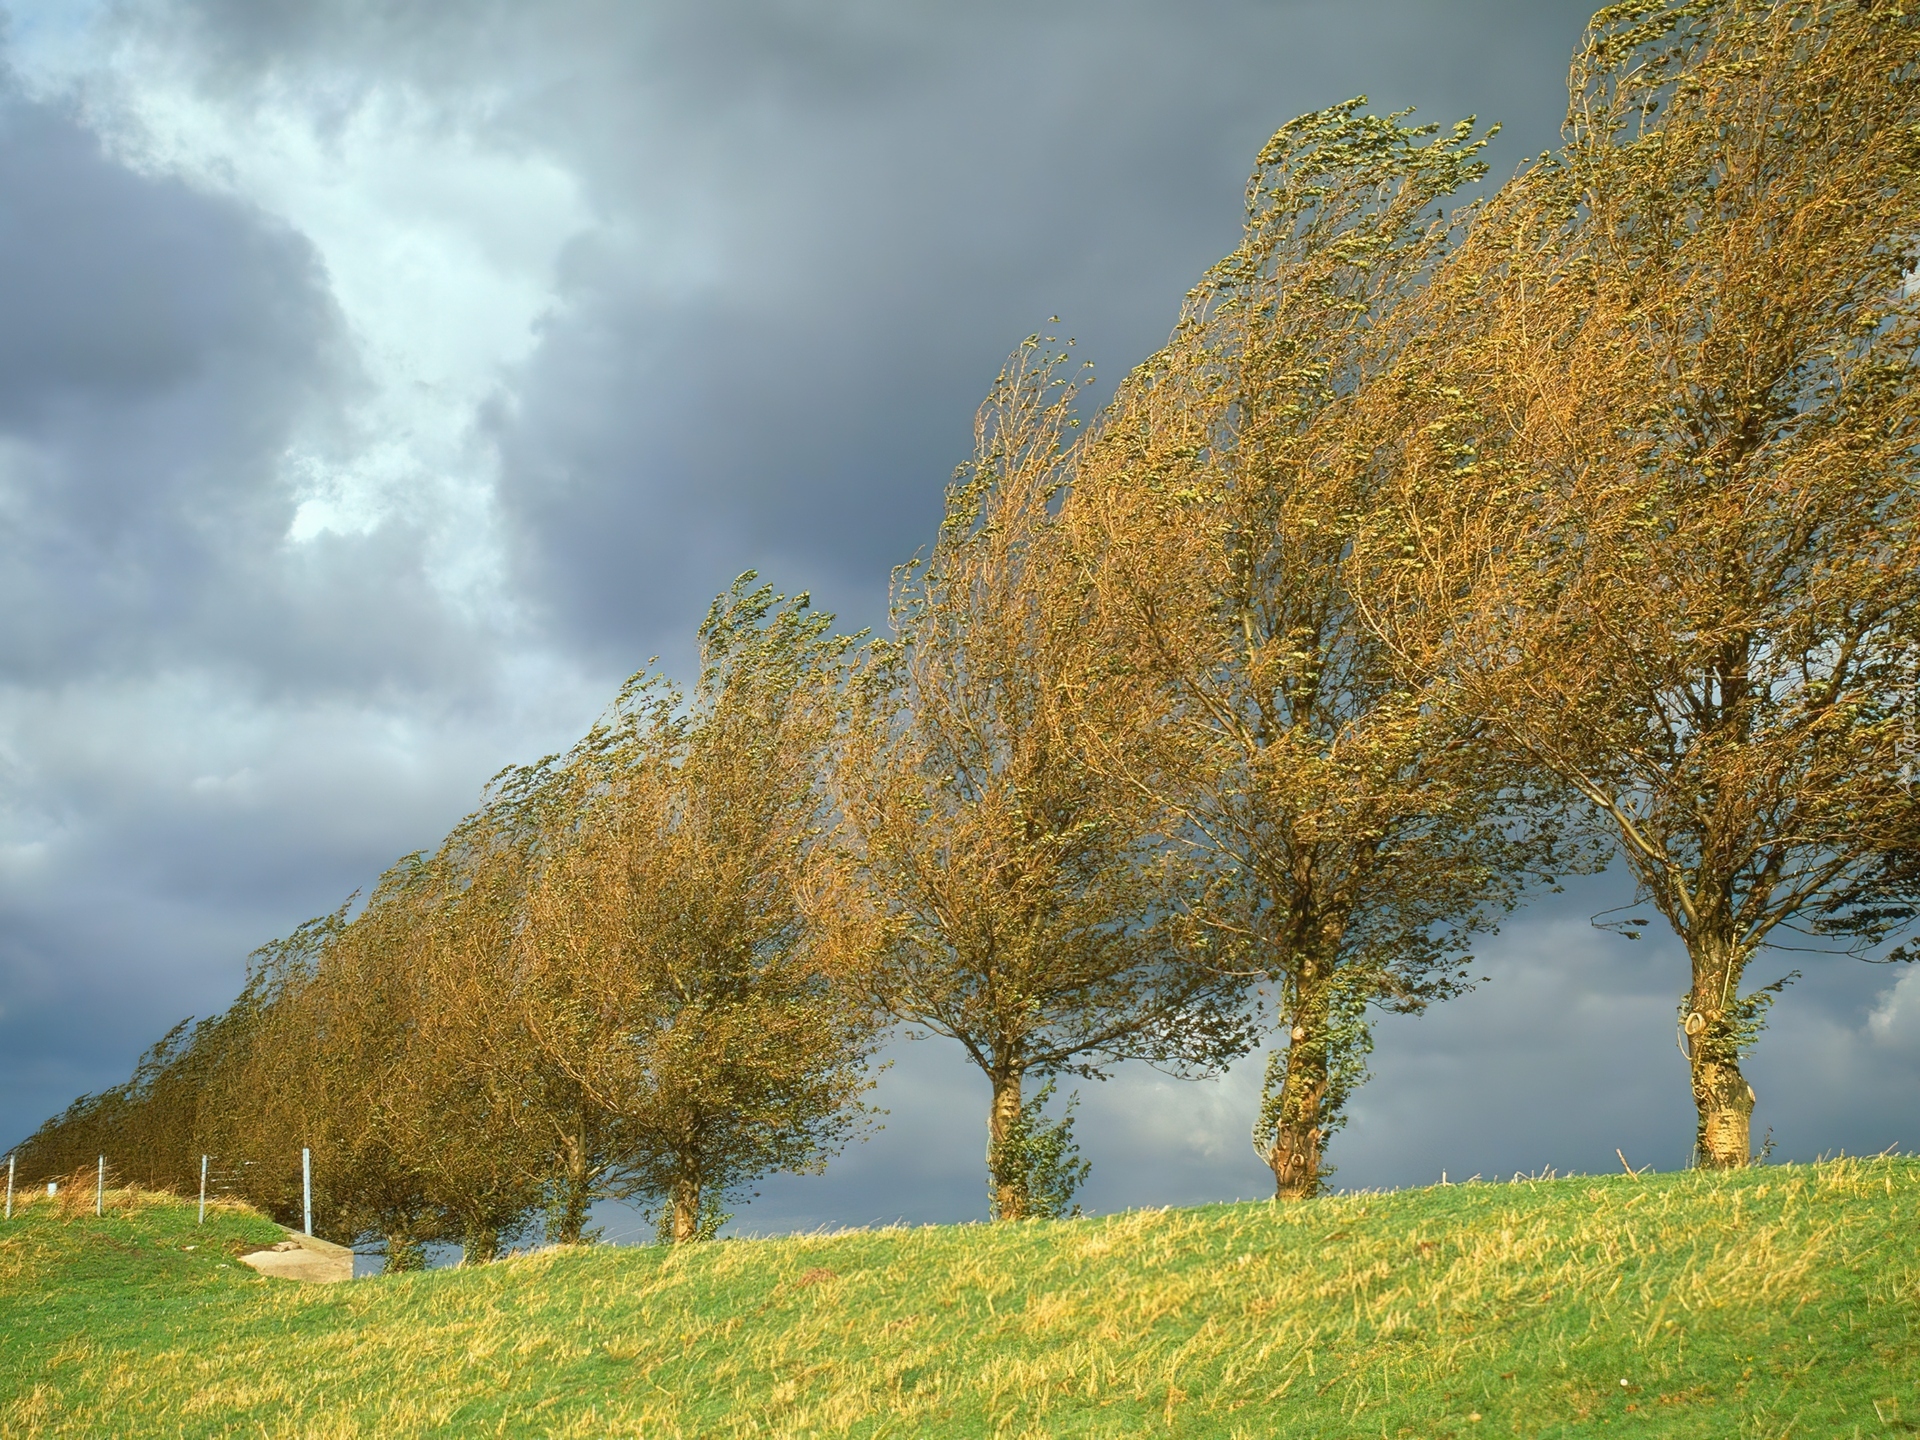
[518,580,884,1243]
[255,886,450,1267]
[838,341,1254,1220]
[1367,0,1920,1166]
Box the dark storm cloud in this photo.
[131,0,1602,655]
[0,71,491,698]
[0,50,554,1146]
[492,0,1602,656]
[0,81,326,669]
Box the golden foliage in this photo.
[836,339,1252,1219]
[1362,0,1920,1166]
[1065,98,1579,1198]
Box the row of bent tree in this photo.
[11,0,1918,1267]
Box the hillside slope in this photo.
[1,1157,1916,1438]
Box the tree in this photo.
[518,579,884,1243]
[1365,0,1920,1167]
[400,740,649,1257]
[405,783,608,1263]
[1066,101,1580,1198]
[510,735,672,1243]
[309,884,447,1269]
[257,809,564,1265]
[226,888,453,1267]
[190,912,363,1230]
[838,341,1254,1220]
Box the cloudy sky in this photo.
[1,0,1914,1238]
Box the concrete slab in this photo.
[238,1229,354,1284]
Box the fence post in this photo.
[302,1148,312,1237]
[5,1154,12,1220]
[95,1155,104,1217]
[199,1155,208,1225]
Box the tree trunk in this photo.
[1263,979,1331,1201]
[382,1224,427,1274]
[987,1069,1025,1221]
[460,1224,499,1266]
[669,1176,701,1243]
[1686,937,1754,1170]
[551,1127,594,1245]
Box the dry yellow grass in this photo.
[2,1156,1916,1436]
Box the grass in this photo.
[1,1157,1917,1438]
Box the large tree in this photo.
[838,341,1253,1220]
[1366,0,1920,1167]
[1067,101,1580,1198]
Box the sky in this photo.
[0,0,1914,1240]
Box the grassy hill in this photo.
[1,1156,1916,1438]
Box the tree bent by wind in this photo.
[1066,101,1584,1199]
[836,340,1254,1220]
[1362,0,1920,1168]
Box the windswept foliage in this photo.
[1066,100,1584,1198]
[837,340,1253,1220]
[517,578,884,1243]
[11,582,885,1256]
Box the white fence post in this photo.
[199,1155,208,1225]
[95,1155,104,1217]
[5,1154,12,1220]
[302,1148,312,1237]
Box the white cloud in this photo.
[8,15,592,618]
[1867,968,1920,1053]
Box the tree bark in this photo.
[1264,977,1331,1201]
[382,1221,427,1274]
[551,1126,594,1244]
[460,1225,499,1266]
[670,1175,701,1243]
[987,1069,1026,1221]
[1686,937,1754,1170]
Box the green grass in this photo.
[2,1157,1917,1437]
